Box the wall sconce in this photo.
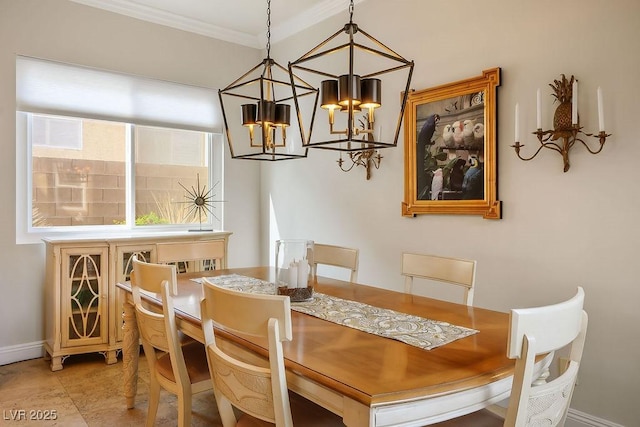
[219,0,317,161]
[512,74,611,172]
[337,148,382,180]
[288,0,414,159]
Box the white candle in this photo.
[572,80,578,125]
[514,103,520,141]
[536,89,541,129]
[297,258,309,288]
[287,262,298,289]
[597,87,604,132]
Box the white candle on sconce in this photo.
[572,80,578,125]
[515,103,520,141]
[536,89,541,129]
[597,87,605,132]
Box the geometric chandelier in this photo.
[288,0,414,153]
[219,0,318,161]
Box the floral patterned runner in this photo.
[200,274,478,351]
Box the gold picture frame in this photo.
[402,68,501,219]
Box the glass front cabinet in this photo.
[43,231,230,371]
[61,247,109,349]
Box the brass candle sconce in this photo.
[337,148,382,180]
[512,74,611,172]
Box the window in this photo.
[134,125,220,227]
[21,112,222,235]
[16,56,223,243]
[32,115,82,150]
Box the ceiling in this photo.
[70,0,366,49]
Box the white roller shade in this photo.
[16,56,221,132]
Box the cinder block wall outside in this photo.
[32,157,206,226]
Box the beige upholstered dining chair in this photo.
[200,278,345,427]
[401,252,477,306]
[433,287,588,427]
[156,239,226,273]
[131,257,212,427]
[313,243,359,282]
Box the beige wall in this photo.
[266,0,639,425]
[1,0,638,425]
[0,0,261,359]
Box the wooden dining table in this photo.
[117,266,551,427]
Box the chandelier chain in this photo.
[266,0,271,58]
[349,0,354,23]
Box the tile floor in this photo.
[0,352,222,426]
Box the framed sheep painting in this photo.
[402,68,501,219]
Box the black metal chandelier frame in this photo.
[218,0,318,161]
[288,0,414,153]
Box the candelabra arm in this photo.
[511,128,568,162]
[540,130,565,154]
[577,131,610,155]
[337,155,357,173]
[336,149,381,180]
[512,141,546,161]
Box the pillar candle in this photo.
[288,262,298,289]
[297,258,309,288]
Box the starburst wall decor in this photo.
[178,174,223,232]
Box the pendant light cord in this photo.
[266,0,271,59]
[349,0,354,23]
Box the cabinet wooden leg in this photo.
[105,350,118,365]
[50,356,64,372]
[122,299,140,409]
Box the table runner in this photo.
[199,274,478,351]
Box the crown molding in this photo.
[69,0,262,48]
[268,0,367,45]
[70,0,367,50]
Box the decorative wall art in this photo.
[402,68,501,219]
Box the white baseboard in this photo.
[566,408,625,427]
[0,341,45,366]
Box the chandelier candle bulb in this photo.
[536,89,541,129]
[597,87,604,132]
[572,80,578,125]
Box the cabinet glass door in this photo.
[114,246,154,343]
[61,248,108,347]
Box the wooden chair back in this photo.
[156,240,226,272]
[131,257,211,426]
[131,276,185,380]
[401,252,477,306]
[131,256,178,302]
[200,278,293,427]
[504,287,587,427]
[313,243,359,282]
[429,288,588,427]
